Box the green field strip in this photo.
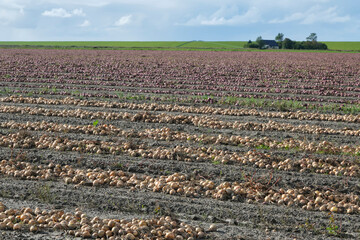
[0,41,359,52]
[324,42,360,51]
[176,41,195,47]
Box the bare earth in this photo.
[0,49,359,240]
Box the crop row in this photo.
[5,76,360,94]
[3,95,360,123]
[1,86,359,105]
[1,104,360,156]
[0,201,206,239]
[1,159,359,215]
[2,78,360,99]
[6,109,360,139]
[3,92,360,117]
[0,128,359,178]
[3,120,359,153]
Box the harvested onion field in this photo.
[0,49,359,239]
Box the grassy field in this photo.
[0,41,359,51]
[323,42,360,51]
[177,41,246,49]
[0,41,246,50]
[0,41,184,48]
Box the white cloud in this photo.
[183,7,260,26]
[41,0,110,7]
[42,8,85,18]
[0,0,358,41]
[269,6,350,24]
[0,8,24,24]
[114,15,132,26]
[79,20,90,27]
[72,8,85,17]
[38,0,181,9]
[0,1,24,25]
[42,8,71,18]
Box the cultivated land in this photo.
[0,49,359,239]
[1,41,360,51]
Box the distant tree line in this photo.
[244,36,266,49]
[279,33,328,50]
[244,33,328,50]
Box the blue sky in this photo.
[0,0,359,41]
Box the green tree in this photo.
[275,33,284,42]
[306,33,317,42]
[256,36,265,49]
[244,40,259,48]
[282,38,295,49]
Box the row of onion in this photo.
[2,95,360,123]
[0,159,359,214]
[0,201,207,239]
[0,129,358,177]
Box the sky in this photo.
[0,0,359,41]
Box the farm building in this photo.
[263,40,279,49]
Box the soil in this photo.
[0,49,359,240]
[0,100,358,239]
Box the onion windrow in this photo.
[0,159,359,214]
[0,201,205,239]
[2,95,360,123]
[0,129,359,177]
